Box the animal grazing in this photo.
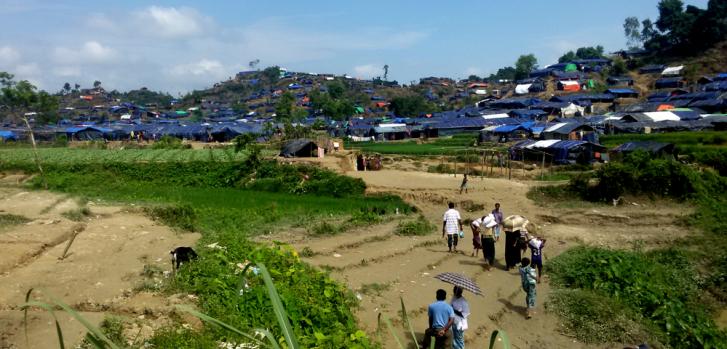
[170,246,198,270]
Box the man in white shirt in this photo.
[442,202,463,253]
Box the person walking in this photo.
[505,229,522,270]
[480,214,497,269]
[469,216,483,257]
[450,286,470,349]
[527,235,546,283]
[442,202,463,253]
[421,289,454,349]
[519,257,538,319]
[459,174,469,194]
[491,203,503,242]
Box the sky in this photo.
[0,0,710,95]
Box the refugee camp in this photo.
[1,1,726,348]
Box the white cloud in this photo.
[53,41,115,64]
[169,59,225,77]
[353,64,382,79]
[15,62,40,76]
[134,6,211,38]
[0,46,21,65]
[53,66,81,77]
[86,13,118,32]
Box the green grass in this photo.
[0,147,253,166]
[395,215,436,236]
[60,207,91,221]
[600,131,727,149]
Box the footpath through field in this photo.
[278,169,588,348]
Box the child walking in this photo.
[519,257,537,319]
[470,216,483,257]
[459,174,468,194]
[527,235,546,283]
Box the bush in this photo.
[144,204,197,231]
[152,135,191,149]
[548,246,727,348]
[396,215,436,236]
[547,289,664,346]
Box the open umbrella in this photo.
[434,272,483,296]
[502,215,529,231]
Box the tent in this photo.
[612,141,675,159]
[606,88,639,98]
[280,139,319,157]
[0,130,16,141]
[557,80,581,92]
[564,63,577,72]
[661,66,684,76]
[607,76,634,86]
[541,123,594,140]
[639,64,666,74]
[655,77,685,89]
[515,84,532,95]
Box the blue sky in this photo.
[0,0,709,95]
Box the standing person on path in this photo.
[491,203,503,242]
[519,257,538,319]
[459,174,469,194]
[450,286,470,349]
[527,235,546,283]
[421,289,454,349]
[505,229,522,270]
[469,216,483,257]
[442,202,463,253]
[480,214,497,269]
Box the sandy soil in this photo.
[0,175,200,349]
[268,163,695,349]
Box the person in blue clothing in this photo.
[421,289,454,349]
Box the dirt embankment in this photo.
[0,175,200,349]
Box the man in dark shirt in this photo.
[421,289,454,349]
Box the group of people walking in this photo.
[431,201,546,348]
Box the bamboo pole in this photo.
[481,150,485,180]
[23,117,47,189]
[541,152,546,180]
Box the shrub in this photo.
[396,216,436,236]
[152,135,191,149]
[548,246,727,348]
[144,204,197,231]
[310,222,341,235]
[546,289,664,345]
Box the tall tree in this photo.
[383,64,389,81]
[624,17,643,49]
[514,54,538,80]
[93,80,102,88]
[274,92,296,121]
[63,82,71,94]
[248,59,260,70]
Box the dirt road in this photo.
[275,168,692,349]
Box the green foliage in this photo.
[151,135,191,150]
[548,246,727,348]
[0,72,60,124]
[514,54,538,80]
[486,66,516,82]
[262,66,281,84]
[143,204,197,231]
[639,0,727,53]
[232,133,258,153]
[395,215,435,236]
[547,289,664,345]
[389,94,437,117]
[275,92,297,121]
[557,46,605,63]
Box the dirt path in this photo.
[0,176,200,348]
[271,169,694,349]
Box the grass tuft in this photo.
[395,216,436,236]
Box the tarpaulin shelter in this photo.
[541,123,594,140]
[607,76,634,86]
[612,141,675,159]
[655,77,685,89]
[661,66,684,76]
[0,130,16,141]
[515,84,532,95]
[63,126,111,141]
[557,80,581,92]
[606,88,638,98]
[639,64,665,74]
[280,139,319,157]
